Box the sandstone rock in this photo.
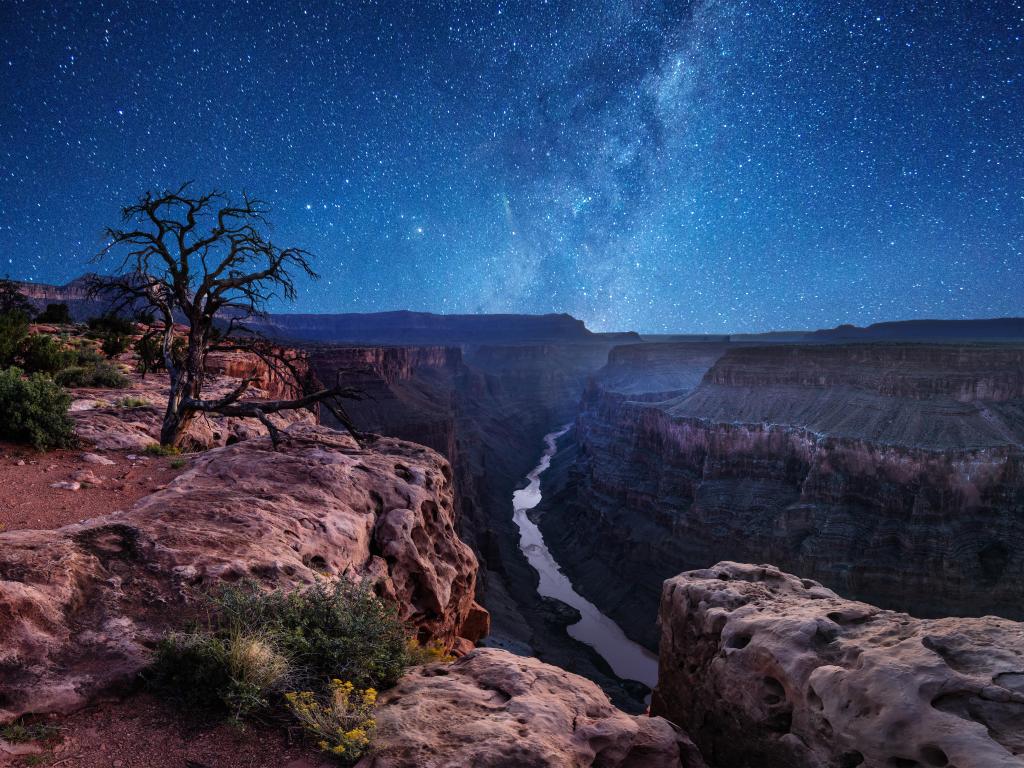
[0,424,480,722]
[48,480,80,491]
[81,452,116,466]
[460,600,491,643]
[71,469,103,485]
[653,561,1024,768]
[358,648,705,768]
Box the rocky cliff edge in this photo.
[654,561,1024,768]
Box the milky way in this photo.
[1,1,1022,332]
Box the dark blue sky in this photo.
[1,1,1022,332]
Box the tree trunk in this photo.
[159,327,207,447]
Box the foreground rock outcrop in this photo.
[0,423,482,722]
[359,648,705,768]
[654,562,1024,768]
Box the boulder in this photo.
[358,648,705,768]
[653,561,1024,768]
[0,424,480,722]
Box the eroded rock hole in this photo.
[727,633,752,649]
[920,745,949,767]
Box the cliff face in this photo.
[0,424,481,722]
[653,562,1024,768]
[538,343,1024,650]
[306,340,655,710]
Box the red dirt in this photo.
[0,443,185,532]
[2,693,331,768]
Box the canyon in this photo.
[537,341,1024,650]
[4,281,1024,766]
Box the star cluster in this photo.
[1,0,1022,332]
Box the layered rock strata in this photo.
[538,343,1024,649]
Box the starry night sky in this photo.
[1,1,1022,333]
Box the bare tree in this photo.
[90,183,362,448]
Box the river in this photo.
[512,426,659,689]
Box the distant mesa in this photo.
[13,276,639,346]
[810,317,1024,342]
[247,310,632,345]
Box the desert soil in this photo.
[0,443,185,532]
[1,694,330,768]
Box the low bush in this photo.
[136,332,186,376]
[142,443,181,456]
[0,311,29,367]
[0,720,59,744]
[86,314,135,336]
[212,580,411,690]
[407,638,455,665]
[286,681,376,764]
[35,303,72,324]
[150,631,289,721]
[149,580,415,755]
[19,334,75,374]
[55,361,129,389]
[115,396,148,408]
[101,332,131,358]
[71,341,104,364]
[0,367,75,449]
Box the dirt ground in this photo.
[0,443,186,532]
[0,694,331,768]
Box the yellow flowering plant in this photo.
[285,679,378,764]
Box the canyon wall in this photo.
[306,340,657,709]
[653,562,1024,768]
[538,342,1024,649]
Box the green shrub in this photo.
[0,367,75,449]
[54,361,128,389]
[35,303,72,324]
[150,631,290,721]
[136,332,186,376]
[19,334,75,374]
[86,314,135,336]
[0,311,29,367]
[75,345,104,366]
[115,396,148,408]
[101,332,131,358]
[149,581,411,730]
[213,580,412,690]
[142,443,181,456]
[0,720,59,744]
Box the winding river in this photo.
[512,426,659,688]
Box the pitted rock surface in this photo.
[358,648,705,768]
[653,561,1024,768]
